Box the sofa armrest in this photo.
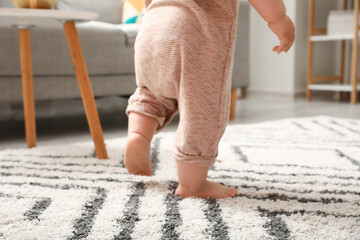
[231,1,250,89]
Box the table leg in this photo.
[230,88,237,120]
[63,21,108,159]
[351,0,359,104]
[18,28,36,148]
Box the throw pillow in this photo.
[122,0,144,24]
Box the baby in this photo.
[124,0,295,199]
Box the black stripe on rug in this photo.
[160,181,183,240]
[235,191,345,205]
[335,149,360,170]
[119,152,125,168]
[235,142,360,151]
[238,184,360,198]
[258,207,291,240]
[24,198,52,221]
[319,189,360,197]
[312,120,346,136]
[2,153,96,159]
[0,180,96,190]
[0,171,135,184]
[209,174,360,188]
[0,192,21,198]
[350,121,359,126]
[203,198,230,240]
[0,164,129,175]
[0,180,110,236]
[2,178,358,208]
[67,187,108,240]
[211,168,360,181]
[151,137,161,176]
[2,160,359,181]
[0,158,122,168]
[256,163,357,172]
[3,159,359,181]
[113,182,146,240]
[292,121,309,131]
[258,207,360,219]
[2,169,358,189]
[225,134,359,144]
[3,158,356,173]
[330,120,360,135]
[232,146,248,163]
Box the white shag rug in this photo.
[0,115,359,240]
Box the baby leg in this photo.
[171,3,240,199]
[172,46,238,199]
[124,112,158,176]
[125,87,178,176]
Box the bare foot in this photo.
[124,132,152,176]
[175,180,237,199]
[124,112,158,176]
[174,160,237,199]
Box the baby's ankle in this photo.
[175,161,209,194]
[128,131,152,144]
[177,180,207,195]
[175,180,237,199]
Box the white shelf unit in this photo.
[307,0,360,104]
[309,83,360,91]
[310,34,354,41]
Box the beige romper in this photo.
[126,0,240,167]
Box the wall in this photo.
[0,0,14,7]
[249,1,296,95]
[294,0,309,95]
[248,0,345,97]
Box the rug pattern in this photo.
[0,115,359,240]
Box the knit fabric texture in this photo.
[126,0,240,167]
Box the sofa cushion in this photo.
[0,0,15,8]
[0,21,135,77]
[0,74,137,102]
[116,24,140,47]
[56,0,124,24]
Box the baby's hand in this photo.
[268,15,295,54]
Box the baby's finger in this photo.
[277,44,285,54]
[283,42,291,52]
[274,46,282,54]
[282,38,294,53]
[286,43,293,52]
[277,39,287,53]
[284,38,295,52]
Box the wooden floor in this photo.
[0,92,359,150]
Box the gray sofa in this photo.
[0,0,249,120]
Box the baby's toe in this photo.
[225,186,237,197]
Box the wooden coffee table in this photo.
[0,8,108,159]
